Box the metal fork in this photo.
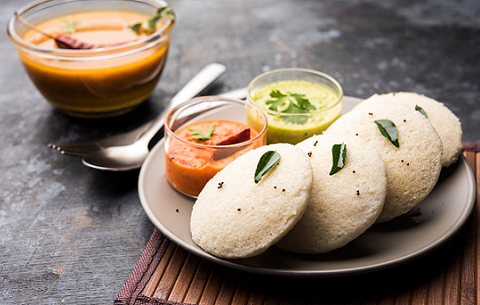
[49,88,247,157]
[49,119,158,156]
[49,63,228,157]
[48,64,248,171]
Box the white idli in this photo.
[325,102,443,223]
[355,92,462,167]
[277,134,387,254]
[190,143,313,259]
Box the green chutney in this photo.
[250,80,342,144]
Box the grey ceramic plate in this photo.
[138,96,476,277]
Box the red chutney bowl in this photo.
[164,96,268,198]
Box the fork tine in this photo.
[48,143,102,156]
[46,121,152,157]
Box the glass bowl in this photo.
[247,68,343,144]
[164,96,268,198]
[7,0,175,118]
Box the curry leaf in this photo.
[375,119,399,147]
[330,143,347,175]
[254,151,281,184]
[188,123,215,141]
[415,105,428,118]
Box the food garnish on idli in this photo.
[355,92,462,167]
[277,134,388,253]
[190,143,313,259]
[325,102,442,223]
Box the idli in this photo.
[325,102,442,223]
[190,143,313,259]
[355,92,462,167]
[277,134,387,254]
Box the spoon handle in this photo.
[170,63,227,106]
[146,86,248,150]
[138,63,227,145]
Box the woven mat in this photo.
[114,142,479,305]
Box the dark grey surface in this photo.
[1,0,479,304]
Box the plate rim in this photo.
[138,96,477,277]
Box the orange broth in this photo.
[18,11,171,117]
[165,120,261,197]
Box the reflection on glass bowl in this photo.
[7,0,175,118]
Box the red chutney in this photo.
[165,120,263,197]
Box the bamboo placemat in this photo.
[115,143,479,305]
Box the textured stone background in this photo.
[1,0,479,304]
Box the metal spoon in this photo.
[80,63,239,171]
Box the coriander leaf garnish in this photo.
[188,123,215,141]
[415,105,428,118]
[131,23,142,34]
[61,19,81,33]
[265,90,288,110]
[130,5,175,35]
[375,119,399,147]
[265,90,316,124]
[254,151,281,184]
[330,143,347,175]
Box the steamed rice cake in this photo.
[355,92,462,167]
[190,143,313,259]
[325,102,443,223]
[277,134,387,253]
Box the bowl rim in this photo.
[247,67,344,116]
[164,96,269,149]
[7,0,175,60]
